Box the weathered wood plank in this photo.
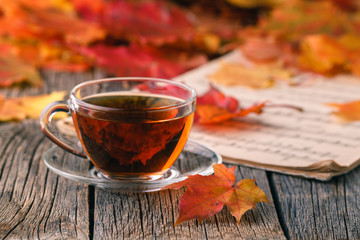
[93,165,285,239]
[4,68,359,240]
[270,166,360,240]
[342,167,360,239]
[0,71,94,239]
[0,121,90,239]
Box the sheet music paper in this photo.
[174,51,360,180]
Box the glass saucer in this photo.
[44,140,222,193]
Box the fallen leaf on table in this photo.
[240,0,360,77]
[209,62,292,88]
[338,34,360,52]
[2,39,91,72]
[240,37,283,63]
[348,58,360,77]
[195,85,267,124]
[0,91,66,121]
[330,0,360,11]
[327,100,360,122]
[298,34,347,75]
[195,85,302,124]
[163,164,270,225]
[1,0,360,84]
[0,2,105,45]
[76,44,203,79]
[76,0,196,45]
[196,102,267,124]
[71,0,104,20]
[226,0,282,8]
[338,34,360,77]
[38,41,92,72]
[0,94,26,121]
[74,0,221,53]
[1,0,75,12]
[0,53,42,88]
[197,84,239,112]
[259,0,352,43]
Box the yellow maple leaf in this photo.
[0,91,67,121]
[209,62,291,88]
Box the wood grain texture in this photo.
[269,166,360,240]
[1,70,359,239]
[93,165,285,240]
[0,121,89,239]
[0,71,93,239]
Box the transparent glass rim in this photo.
[69,77,197,113]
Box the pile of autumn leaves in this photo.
[0,0,219,88]
[240,0,360,78]
[2,0,360,88]
[206,0,360,90]
[1,0,360,122]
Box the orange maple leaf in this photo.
[0,2,105,45]
[298,34,347,75]
[196,102,266,124]
[327,100,360,122]
[163,164,270,225]
[194,85,281,124]
[0,52,42,88]
[1,40,91,72]
[338,34,360,77]
[242,0,360,77]
[194,85,267,124]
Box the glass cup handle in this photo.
[40,101,87,158]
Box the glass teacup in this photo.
[40,77,196,180]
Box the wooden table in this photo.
[0,71,359,239]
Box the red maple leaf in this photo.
[195,85,302,124]
[197,84,239,113]
[195,85,266,124]
[74,0,196,45]
[76,44,193,78]
[163,164,270,225]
